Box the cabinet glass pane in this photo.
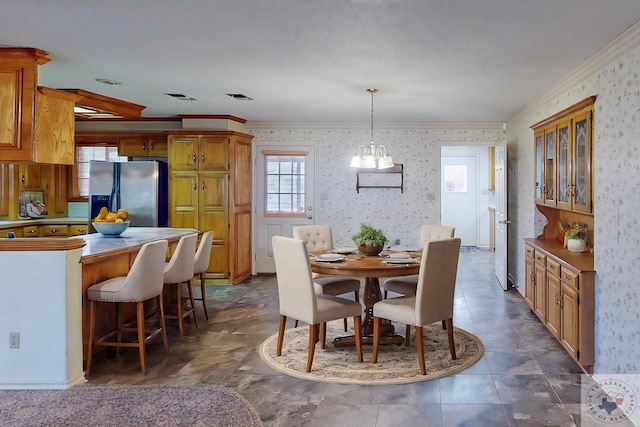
[545,130,555,202]
[535,134,543,200]
[558,125,570,204]
[574,118,588,205]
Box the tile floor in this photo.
[87,250,595,426]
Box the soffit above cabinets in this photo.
[60,89,146,119]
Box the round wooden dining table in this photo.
[309,250,421,346]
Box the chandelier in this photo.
[349,88,394,169]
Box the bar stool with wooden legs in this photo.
[85,239,170,376]
[192,231,213,320]
[163,233,198,342]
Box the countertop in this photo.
[0,217,88,227]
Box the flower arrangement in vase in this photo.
[561,220,588,252]
[352,223,388,256]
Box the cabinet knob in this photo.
[193,181,197,190]
[150,144,154,152]
[201,154,206,163]
[142,144,146,151]
[192,154,197,164]
[202,181,206,190]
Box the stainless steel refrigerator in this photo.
[88,160,168,233]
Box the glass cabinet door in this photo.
[534,130,544,203]
[556,120,571,210]
[544,127,556,206]
[572,110,592,213]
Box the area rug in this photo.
[0,384,263,427]
[259,321,484,385]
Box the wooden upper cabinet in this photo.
[0,48,81,164]
[168,133,229,172]
[531,96,595,214]
[118,135,168,157]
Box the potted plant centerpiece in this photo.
[352,223,389,256]
[564,221,589,252]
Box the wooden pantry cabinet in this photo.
[523,240,594,373]
[0,48,81,164]
[168,131,254,284]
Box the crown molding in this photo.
[246,121,505,131]
[510,21,640,124]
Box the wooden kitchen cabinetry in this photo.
[0,48,81,164]
[118,135,168,157]
[532,96,595,214]
[524,239,594,373]
[168,131,254,284]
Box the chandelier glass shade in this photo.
[349,88,394,169]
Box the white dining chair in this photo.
[371,237,462,375]
[272,235,363,372]
[382,224,455,299]
[292,225,361,332]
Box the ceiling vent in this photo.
[226,93,253,101]
[165,93,197,101]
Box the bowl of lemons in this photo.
[92,208,130,237]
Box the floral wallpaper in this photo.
[507,27,640,380]
[247,126,504,249]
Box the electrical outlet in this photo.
[9,332,19,349]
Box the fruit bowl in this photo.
[92,221,130,237]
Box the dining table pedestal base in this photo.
[333,277,405,347]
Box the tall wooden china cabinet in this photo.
[167,131,254,284]
[525,96,596,374]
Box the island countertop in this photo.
[79,227,200,263]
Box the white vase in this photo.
[567,239,586,253]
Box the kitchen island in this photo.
[0,227,199,389]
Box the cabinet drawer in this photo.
[525,244,535,260]
[40,225,69,236]
[22,225,40,237]
[560,267,579,290]
[0,228,20,238]
[547,258,561,277]
[534,251,546,266]
[68,225,88,236]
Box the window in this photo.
[444,165,468,193]
[264,153,306,217]
[72,145,127,199]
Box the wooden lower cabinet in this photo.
[523,239,594,373]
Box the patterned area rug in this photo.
[259,321,484,385]
[0,384,263,427]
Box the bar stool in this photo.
[193,231,213,320]
[163,233,198,342]
[85,239,170,376]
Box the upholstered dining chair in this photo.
[371,237,461,375]
[382,224,455,299]
[192,231,213,320]
[86,239,170,375]
[163,233,198,342]
[292,225,361,332]
[272,235,363,372]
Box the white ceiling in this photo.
[2,0,640,123]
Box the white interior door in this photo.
[441,156,478,246]
[254,146,315,273]
[494,144,508,290]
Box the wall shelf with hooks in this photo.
[356,164,404,193]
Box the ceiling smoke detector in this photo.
[164,93,197,101]
[226,93,253,100]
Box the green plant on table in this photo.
[351,223,389,247]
